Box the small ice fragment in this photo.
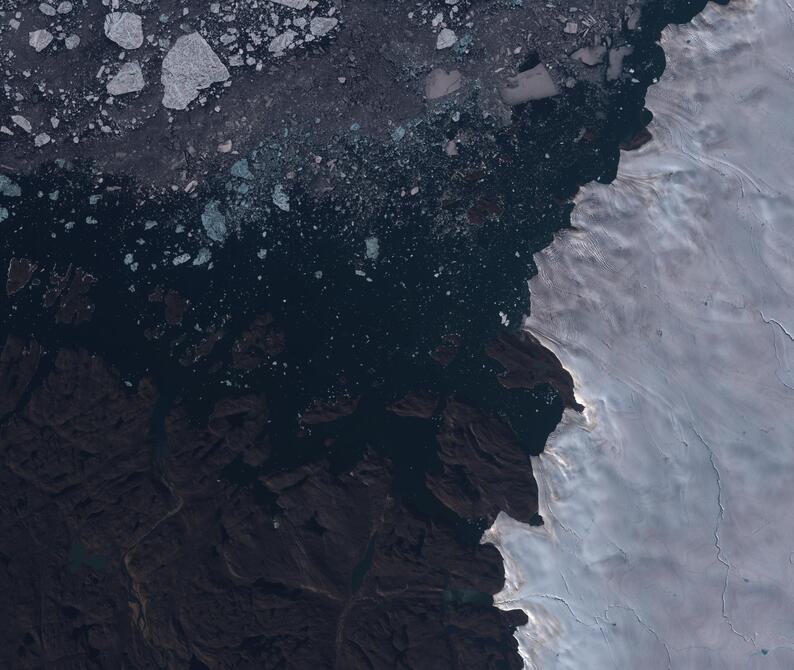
[172,253,191,265]
[607,46,634,81]
[161,32,230,110]
[29,29,53,52]
[34,133,51,147]
[627,6,641,30]
[365,236,380,260]
[65,34,80,50]
[201,200,228,242]
[309,17,338,37]
[499,64,559,105]
[11,115,32,133]
[104,12,143,50]
[230,159,253,180]
[425,68,462,100]
[107,61,145,95]
[268,29,297,53]
[571,45,607,66]
[192,247,212,265]
[272,184,290,211]
[0,175,22,197]
[436,28,457,50]
[270,0,309,8]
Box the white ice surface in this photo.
[485,1,794,668]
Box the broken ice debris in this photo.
[65,34,80,50]
[29,29,53,52]
[34,133,51,147]
[627,6,641,30]
[230,159,253,180]
[201,200,228,243]
[309,17,338,37]
[571,45,607,66]
[425,68,462,100]
[270,0,309,8]
[107,61,145,95]
[268,30,297,53]
[272,184,290,212]
[11,115,32,133]
[500,64,559,105]
[607,46,634,80]
[161,32,230,110]
[193,248,212,266]
[436,28,457,50]
[39,4,56,17]
[104,12,143,50]
[365,236,379,260]
[0,175,22,197]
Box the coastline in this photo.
[488,0,794,666]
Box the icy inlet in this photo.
[486,1,794,667]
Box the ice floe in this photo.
[104,12,143,50]
[107,62,145,96]
[161,32,230,110]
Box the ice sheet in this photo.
[485,1,794,667]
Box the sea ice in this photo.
[107,62,145,96]
[201,200,228,243]
[499,65,559,105]
[29,29,53,52]
[104,12,143,50]
[161,33,230,110]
